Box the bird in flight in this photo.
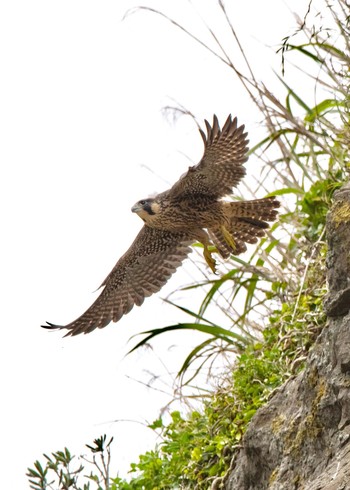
[44,114,279,336]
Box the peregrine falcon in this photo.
[44,115,279,336]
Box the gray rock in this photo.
[223,183,350,490]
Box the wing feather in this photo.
[43,226,193,336]
[170,114,249,199]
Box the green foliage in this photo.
[29,282,326,489]
[119,289,326,489]
[298,178,342,241]
[27,436,113,490]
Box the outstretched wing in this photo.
[43,226,193,336]
[169,114,249,199]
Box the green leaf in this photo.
[304,99,344,123]
[128,323,248,355]
[266,187,303,196]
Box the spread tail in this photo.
[208,197,280,258]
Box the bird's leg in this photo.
[221,225,236,253]
[203,243,218,273]
[196,229,218,273]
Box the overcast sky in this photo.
[1,0,314,487]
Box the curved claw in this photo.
[203,245,218,274]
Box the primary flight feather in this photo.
[44,115,279,336]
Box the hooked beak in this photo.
[131,203,142,213]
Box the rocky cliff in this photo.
[220,184,350,490]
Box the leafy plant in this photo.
[27,436,114,490]
[121,287,326,489]
[29,285,326,489]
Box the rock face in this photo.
[224,184,350,490]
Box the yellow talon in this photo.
[203,245,218,273]
[221,226,236,252]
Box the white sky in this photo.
[1,0,315,487]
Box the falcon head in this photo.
[131,198,160,222]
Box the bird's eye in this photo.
[139,200,146,206]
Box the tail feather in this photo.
[208,228,234,258]
[224,196,280,221]
[209,196,280,258]
[237,216,269,229]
